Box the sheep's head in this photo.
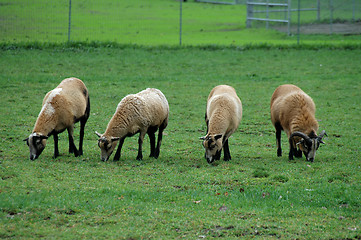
[95,131,119,161]
[200,134,223,164]
[24,133,48,160]
[290,130,327,162]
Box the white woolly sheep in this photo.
[95,88,169,161]
[270,84,327,162]
[24,77,90,160]
[200,85,242,164]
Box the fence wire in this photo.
[0,0,360,44]
[247,0,361,35]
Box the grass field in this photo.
[1,0,361,239]
[1,0,361,46]
[0,45,360,239]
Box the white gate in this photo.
[246,0,292,35]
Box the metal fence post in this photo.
[179,0,182,45]
[68,0,72,42]
[352,0,355,22]
[287,0,291,35]
[329,0,333,34]
[317,0,320,21]
[297,0,300,44]
[266,0,269,29]
[246,0,253,28]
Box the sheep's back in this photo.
[207,85,242,120]
[271,90,317,135]
[138,88,169,124]
[34,78,88,133]
[270,84,302,108]
[113,89,169,130]
[271,84,304,125]
[207,91,242,139]
[57,78,88,119]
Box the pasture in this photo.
[0,45,360,239]
[1,0,361,46]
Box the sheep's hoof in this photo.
[277,149,282,157]
[154,149,160,158]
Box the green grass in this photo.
[0,45,360,239]
[1,0,361,46]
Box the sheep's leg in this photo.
[53,133,59,158]
[154,123,166,159]
[275,123,282,157]
[113,138,125,161]
[295,148,302,158]
[215,149,222,161]
[67,127,79,157]
[78,96,90,156]
[205,113,209,134]
[137,131,146,160]
[148,131,156,158]
[223,139,231,161]
[78,118,87,156]
[288,138,295,160]
[147,126,157,158]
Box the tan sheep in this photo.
[270,84,327,162]
[95,88,169,161]
[24,77,90,160]
[200,85,242,163]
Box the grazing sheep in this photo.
[24,77,90,160]
[95,88,169,161]
[270,84,327,162]
[200,85,242,164]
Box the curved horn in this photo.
[290,131,312,144]
[318,130,327,143]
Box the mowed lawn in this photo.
[0,46,360,239]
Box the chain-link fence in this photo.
[0,0,360,45]
[246,0,361,35]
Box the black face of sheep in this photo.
[95,132,120,161]
[290,131,327,162]
[23,134,48,160]
[200,134,223,164]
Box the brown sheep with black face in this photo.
[270,84,327,162]
[200,85,242,164]
[24,77,90,160]
[96,88,169,161]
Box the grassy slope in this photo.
[1,0,361,46]
[0,47,360,239]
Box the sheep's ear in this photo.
[95,131,102,138]
[215,134,222,140]
[23,137,29,142]
[111,137,120,142]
